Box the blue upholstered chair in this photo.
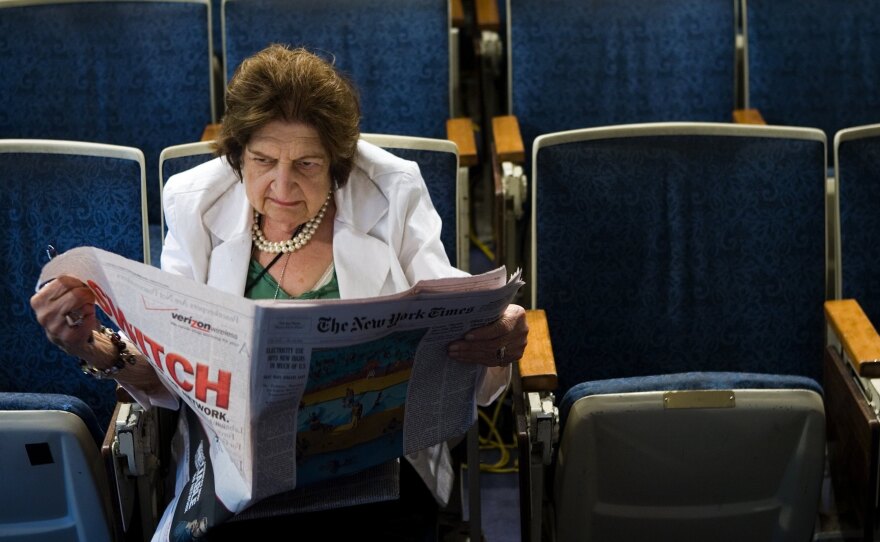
[336,134,480,539]
[743,0,880,165]
[222,0,457,140]
[820,125,880,539]
[492,0,738,279]
[361,134,467,270]
[0,0,216,225]
[505,0,736,162]
[516,123,828,541]
[0,139,149,541]
[154,134,481,538]
[832,125,880,324]
[218,0,479,275]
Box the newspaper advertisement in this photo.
[39,247,523,540]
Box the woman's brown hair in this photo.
[214,44,361,187]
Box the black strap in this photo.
[244,251,285,294]
[244,218,305,294]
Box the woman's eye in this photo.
[252,156,272,164]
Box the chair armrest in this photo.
[825,299,880,377]
[202,123,221,142]
[446,117,479,168]
[475,0,500,32]
[492,115,526,164]
[733,108,767,125]
[823,299,880,537]
[102,401,170,540]
[520,309,558,392]
[451,0,465,28]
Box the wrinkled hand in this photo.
[447,304,528,367]
[30,275,98,357]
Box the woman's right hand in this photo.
[30,274,99,358]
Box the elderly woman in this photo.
[31,44,527,540]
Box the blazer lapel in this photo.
[333,223,393,299]
[204,181,252,295]
[207,232,252,295]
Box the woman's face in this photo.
[242,119,333,233]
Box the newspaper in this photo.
[39,247,523,540]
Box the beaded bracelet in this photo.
[78,325,137,380]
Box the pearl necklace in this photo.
[251,192,332,254]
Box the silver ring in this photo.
[496,345,506,361]
[64,310,84,328]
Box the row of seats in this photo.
[3,1,880,541]
[0,134,470,541]
[4,119,879,541]
[0,127,880,533]
[489,0,880,278]
[512,121,880,541]
[0,0,464,228]
[493,0,880,154]
[6,0,878,244]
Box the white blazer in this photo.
[159,140,510,506]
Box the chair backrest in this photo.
[0,0,215,225]
[0,139,148,428]
[361,134,466,269]
[506,0,737,166]
[833,124,880,322]
[531,123,828,541]
[743,0,880,162]
[531,122,828,394]
[222,0,453,139]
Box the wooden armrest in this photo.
[202,123,221,142]
[451,0,465,28]
[492,115,525,164]
[825,299,880,377]
[733,108,766,125]
[475,0,500,32]
[519,309,557,392]
[446,117,479,168]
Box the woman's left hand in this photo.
[447,304,528,367]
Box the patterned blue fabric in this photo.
[0,1,215,225]
[746,0,880,161]
[559,371,823,430]
[533,130,826,396]
[509,0,736,162]
[837,132,880,324]
[0,149,146,429]
[382,147,459,267]
[162,152,216,190]
[223,0,449,139]
[0,392,105,446]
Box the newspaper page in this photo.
[39,247,523,540]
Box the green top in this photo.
[245,258,340,300]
